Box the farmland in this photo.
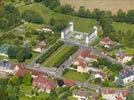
[60,0,134,14]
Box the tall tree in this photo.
[100,12,113,35]
[23,73,32,86]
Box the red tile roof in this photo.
[79,50,97,60]
[33,75,55,90]
[102,88,128,98]
[64,79,76,86]
[100,37,113,45]
[14,64,43,77]
[76,58,86,68]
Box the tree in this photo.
[77,6,88,18]
[127,10,134,24]
[94,78,102,84]
[115,9,127,22]
[9,76,22,86]
[38,32,46,41]
[91,61,99,68]
[49,18,56,26]
[42,0,60,10]
[126,93,134,100]
[22,10,44,24]
[7,45,20,59]
[16,49,25,63]
[99,12,113,35]
[23,73,32,86]
[91,8,102,21]
[57,79,64,86]
[0,78,9,100]
[23,47,32,59]
[60,4,75,15]
[98,58,111,66]
[53,18,68,32]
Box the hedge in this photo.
[36,41,64,63]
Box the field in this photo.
[18,3,97,33]
[43,45,77,67]
[60,0,134,14]
[63,70,89,82]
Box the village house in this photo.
[73,90,89,100]
[94,71,106,81]
[33,40,47,53]
[116,68,134,86]
[102,88,128,100]
[100,37,114,49]
[12,64,44,78]
[0,60,13,73]
[116,50,133,63]
[12,64,56,93]
[32,75,55,93]
[74,50,98,73]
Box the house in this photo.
[102,88,128,100]
[116,51,133,63]
[0,60,13,73]
[33,41,47,53]
[75,58,89,73]
[13,64,55,93]
[100,37,114,49]
[63,79,76,87]
[73,90,89,100]
[32,75,55,93]
[12,64,43,78]
[94,71,106,81]
[116,68,134,86]
[74,50,98,73]
[78,50,98,62]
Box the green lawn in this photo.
[18,3,97,33]
[19,84,33,95]
[113,22,134,32]
[43,45,76,67]
[24,23,44,30]
[36,92,49,100]
[63,70,89,82]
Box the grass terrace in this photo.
[18,3,97,33]
[63,70,89,82]
[43,45,78,68]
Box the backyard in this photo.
[63,70,89,82]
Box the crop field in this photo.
[43,45,78,67]
[60,0,134,14]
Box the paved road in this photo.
[55,48,81,77]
